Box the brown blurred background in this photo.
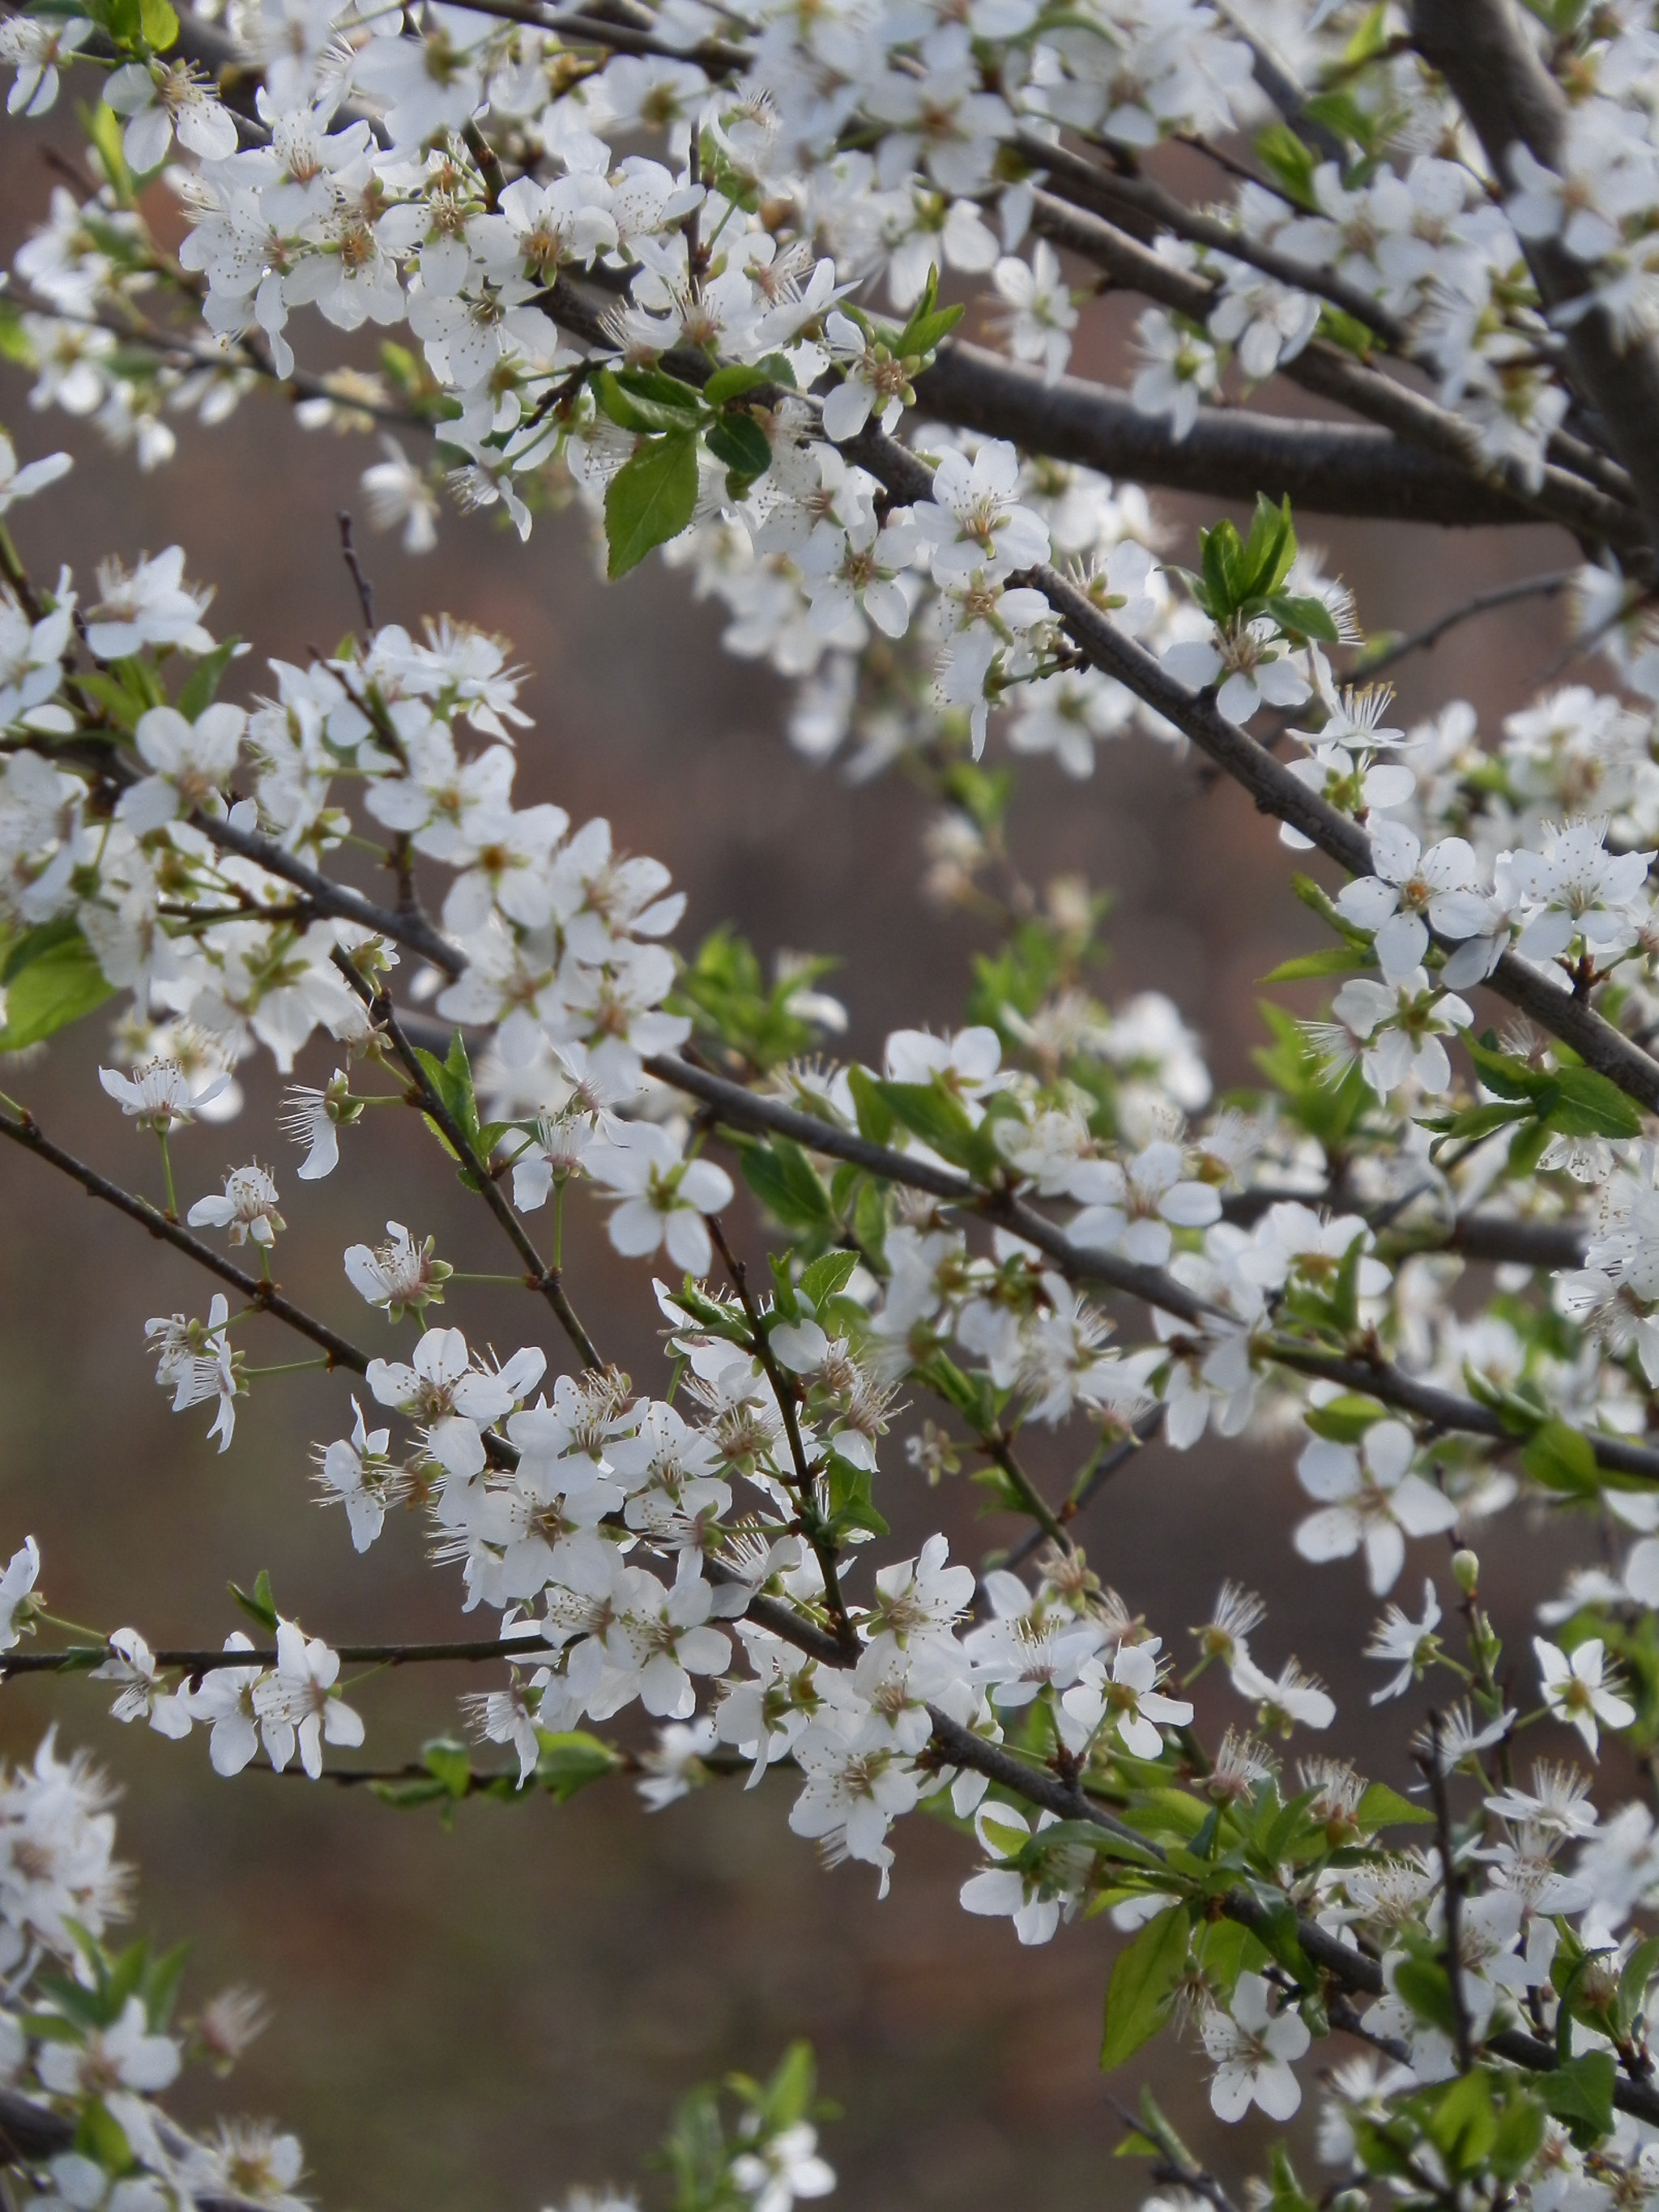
[0,113,1606,2212]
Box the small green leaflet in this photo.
[705,411,774,486]
[605,431,700,578]
[0,920,115,1052]
[1100,1902,1189,2070]
[1353,1782,1434,1830]
[228,1568,279,1634]
[1261,944,1375,983]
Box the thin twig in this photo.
[707,1215,860,1656]
[337,509,376,634]
[1354,569,1576,680]
[331,953,604,1370]
[0,1108,370,1375]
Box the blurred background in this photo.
[0,110,1610,2212]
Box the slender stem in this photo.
[1354,569,1579,680]
[979,1429,1068,1547]
[156,1130,177,1220]
[707,1216,859,1656]
[330,952,604,1371]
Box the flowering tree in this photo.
[9,0,1659,2205]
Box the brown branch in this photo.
[0,1108,370,1375]
[1354,569,1579,680]
[912,340,1539,527]
[1265,1337,1659,1482]
[645,1051,1210,1322]
[645,1055,1659,1480]
[1017,564,1659,1117]
[337,509,376,633]
[1022,192,1644,554]
[1409,0,1659,565]
[0,1634,552,1678]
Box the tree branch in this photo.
[1023,192,1644,553]
[1354,568,1578,680]
[1017,564,1659,1117]
[913,341,1541,527]
[0,1634,553,1678]
[0,1107,371,1375]
[1409,0,1659,563]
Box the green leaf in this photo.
[1236,495,1299,603]
[1243,1886,1316,1988]
[421,1737,474,1798]
[847,1064,894,1146]
[1354,1782,1435,1830]
[1100,1903,1189,2071]
[229,1569,279,1634]
[758,2039,817,2129]
[139,0,178,48]
[800,1249,859,1306]
[705,411,774,484]
[1255,122,1319,209]
[81,100,136,199]
[1191,1916,1268,1996]
[1431,1099,1537,1145]
[1302,1393,1386,1443]
[595,367,706,432]
[852,1178,888,1268]
[1491,2087,1547,2180]
[177,635,240,719]
[535,1729,624,1802]
[140,1940,190,2031]
[825,1455,889,1538]
[1546,1065,1643,1140]
[895,300,966,356]
[876,1078,978,1166]
[1542,2050,1616,2145]
[604,431,699,578]
[703,363,773,406]
[1265,2145,1317,2212]
[1265,591,1340,642]
[1427,2071,1499,2174]
[0,920,114,1051]
[75,2100,134,2175]
[1468,1030,1548,1102]
[1619,1933,1659,2031]
[741,1136,831,1230]
[1261,944,1375,982]
[1392,1954,1459,2039]
[1522,1418,1600,1497]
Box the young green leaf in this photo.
[1100,1903,1190,2070]
[605,431,700,578]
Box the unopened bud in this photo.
[1452,1548,1480,1596]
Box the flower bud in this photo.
[1452,1548,1480,1596]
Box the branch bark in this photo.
[1409,0,1659,563]
[0,1108,371,1375]
[1018,564,1659,1116]
[914,342,1545,528]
